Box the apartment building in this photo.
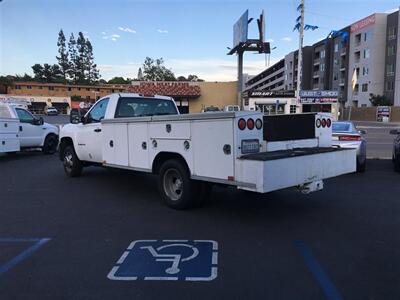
[385,10,400,106]
[283,47,313,91]
[347,14,387,107]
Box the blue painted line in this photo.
[0,238,41,243]
[294,240,344,300]
[0,238,51,275]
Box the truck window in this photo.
[115,97,178,118]
[15,108,34,123]
[88,98,109,122]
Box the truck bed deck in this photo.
[240,147,346,161]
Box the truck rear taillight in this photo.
[316,118,331,128]
[326,118,331,128]
[339,135,361,141]
[321,118,327,128]
[247,118,255,130]
[238,118,246,130]
[255,118,262,130]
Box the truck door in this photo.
[76,98,109,162]
[14,108,43,147]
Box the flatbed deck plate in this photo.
[241,147,346,161]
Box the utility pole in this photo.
[296,0,305,98]
[237,51,244,108]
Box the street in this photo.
[1,152,399,300]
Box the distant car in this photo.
[224,105,240,112]
[390,128,400,172]
[202,106,220,113]
[332,121,367,173]
[45,107,58,116]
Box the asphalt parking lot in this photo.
[1,152,399,300]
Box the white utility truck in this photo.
[59,93,356,209]
[0,102,59,154]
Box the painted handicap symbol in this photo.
[108,240,218,281]
[140,243,199,275]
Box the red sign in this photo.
[351,14,375,33]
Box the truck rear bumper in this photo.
[236,148,357,193]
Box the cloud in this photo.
[102,34,121,42]
[282,37,292,42]
[118,26,136,33]
[98,58,279,81]
[157,29,168,34]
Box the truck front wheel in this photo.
[158,159,199,209]
[62,145,83,177]
[42,134,58,154]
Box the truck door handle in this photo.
[94,128,101,132]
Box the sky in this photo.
[1,0,400,81]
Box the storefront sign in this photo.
[351,14,375,33]
[376,106,391,122]
[244,90,295,98]
[299,90,338,104]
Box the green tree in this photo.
[68,33,78,83]
[142,57,176,81]
[32,64,45,81]
[84,39,100,84]
[108,77,129,84]
[75,32,87,84]
[137,67,143,80]
[187,74,204,82]
[56,29,69,83]
[369,93,392,106]
[177,76,187,81]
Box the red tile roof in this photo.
[127,81,201,98]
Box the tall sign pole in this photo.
[237,51,244,107]
[296,0,305,98]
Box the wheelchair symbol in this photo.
[140,243,199,275]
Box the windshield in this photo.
[332,122,353,133]
[115,97,178,118]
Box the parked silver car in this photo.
[332,121,367,173]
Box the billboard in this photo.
[350,14,375,33]
[233,10,248,48]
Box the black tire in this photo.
[42,134,59,154]
[158,159,199,210]
[394,154,400,172]
[356,157,366,173]
[62,145,83,177]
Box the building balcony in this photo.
[313,60,321,66]
[313,72,320,78]
[340,49,347,56]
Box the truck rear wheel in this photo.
[158,159,199,209]
[62,145,83,177]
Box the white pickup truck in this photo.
[59,93,356,209]
[0,103,59,154]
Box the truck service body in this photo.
[0,103,59,154]
[59,93,356,209]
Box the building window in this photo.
[38,86,43,90]
[356,67,360,77]
[362,83,368,92]
[334,43,339,52]
[27,85,32,89]
[363,48,370,59]
[15,85,21,90]
[362,67,369,76]
[78,87,81,91]
[320,50,325,58]
[96,88,100,92]
[387,64,395,76]
[386,81,394,91]
[68,87,72,91]
[355,51,361,63]
[333,73,338,81]
[320,63,325,72]
[334,58,338,65]
[354,84,359,94]
[355,33,361,45]
[86,88,90,91]
[290,105,297,114]
[388,45,396,56]
[388,27,396,40]
[364,31,372,42]
[48,86,54,91]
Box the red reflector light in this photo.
[321,118,327,128]
[247,118,255,130]
[339,135,361,141]
[228,176,235,181]
[238,118,246,130]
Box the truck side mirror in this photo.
[70,109,82,124]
